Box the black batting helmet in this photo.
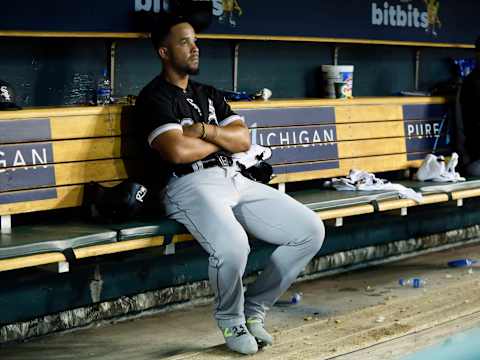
[83,180,148,223]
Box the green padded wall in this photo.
[0,37,475,107]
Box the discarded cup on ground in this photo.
[399,278,425,288]
[290,292,303,304]
[447,258,478,268]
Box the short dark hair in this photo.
[150,0,212,51]
[151,13,198,51]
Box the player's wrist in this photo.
[204,124,219,142]
[200,122,207,139]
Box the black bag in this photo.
[238,161,273,184]
[83,180,148,223]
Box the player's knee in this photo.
[306,219,325,253]
[216,238,250,269]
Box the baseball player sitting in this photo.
[135,13,325,355]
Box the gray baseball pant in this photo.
[162,165,325,329]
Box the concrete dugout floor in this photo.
[2,243,480,360]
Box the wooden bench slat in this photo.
[50,115,122,140]
[336,122,404,141]
[173,234,195,243]
[335,105,403,123]
[229,97,449,110]
[0,106,123,120]
[53,138,122,162]
[74,237,166,258]
[452,189,480,200]
[377,193,450,211]
[0,159,127,193]
[317,204,375,219]
[338,138,406,158]
[0,182,120,216]
[0,138,121,164]
[402,104,449,120]
[0,252,66,272]
[268,138,407,166]
[252,121,403,148]
[240,107,335,128]
[0,113,122,143]
[55,159,126,186]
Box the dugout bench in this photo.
[1,96,479,273]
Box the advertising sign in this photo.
[0,1,476,45]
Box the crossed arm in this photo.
[151,120,251,164]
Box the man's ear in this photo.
[158,47,169,61]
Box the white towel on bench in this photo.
[327,169,423,203]
[415,153,465,183]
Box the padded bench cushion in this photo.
[109,217,188,242]
[0,223,117,260]
[396,179,480,194]
[288,189,400,211]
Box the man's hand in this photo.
[183,123,203,138]
[151,128,220,164]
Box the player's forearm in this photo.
[194,123,250,153]
[156,135,220,164]
[181,122,250,154]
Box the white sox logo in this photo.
[135,186,148,203]
[186,97,203,116]
[1,86,11,102]
[207,99,218,124]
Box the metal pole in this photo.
[110,41,117,96]
[415,48,421,91]
[233,42,240,92]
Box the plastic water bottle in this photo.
[290,292,303,304]
[447,258,477,268]
[399,278,425,288]
[96,69,111,105]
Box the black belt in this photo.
[173,154,233,177]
